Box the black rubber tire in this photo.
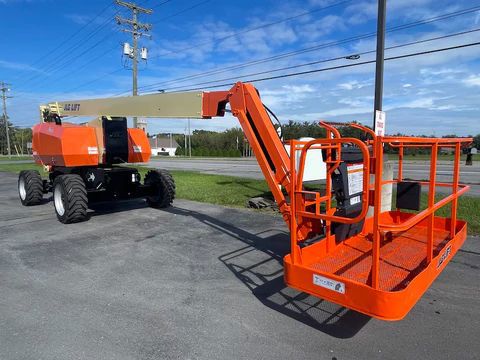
[53,174,88,224]
[144,169,175,208]
[18,170,43,206]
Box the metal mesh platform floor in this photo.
[308,226,451,292]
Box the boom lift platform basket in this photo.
[26,82,472,320]
[284,126,470,320]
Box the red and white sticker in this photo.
[375,110,386,137]
[87,147,98,155]
[347,163,363,196]
[133,145,142,153]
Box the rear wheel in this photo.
[53,174,88,224]
[144,169,175,208]
[18,170,43,206]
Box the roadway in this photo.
[148,157,480,196]
[3,156,479,195]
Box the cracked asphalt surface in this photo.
[0,172,479,360]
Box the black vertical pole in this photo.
[373,0,387,129]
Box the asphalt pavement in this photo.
[1,172,479,360]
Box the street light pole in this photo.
[188,118,191,157]
[373,0,387,130]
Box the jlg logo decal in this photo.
[437,245,452,269]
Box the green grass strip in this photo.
[0,162,478,234]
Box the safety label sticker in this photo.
[87,147,98,155]
[133,145,142,153]
[313,274,345,294]
[350,195,361,205]
[347,163,363,196]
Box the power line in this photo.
[23,0,173,91]
[150,0,174,10]
[149,0,354,58]
[133,5,480,93]
[54,0,173,96]
[163,40,480,92]
[64,68,125,92]
[56,3,480,96]
[68,43,121,74]
[13,1,115,82]
[20,37,122,91]
[17,15,119,89]
[151,0,211,25]
[50,33,117,75]
[153,28,480,92]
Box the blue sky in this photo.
[0,0,479,136]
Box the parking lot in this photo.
[1,172,479,360]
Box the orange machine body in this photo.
[32,122,151,167]
[127,127,151,163]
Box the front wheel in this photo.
[144,169,175,208]
[18,170,43,206]
[53,174,88,224]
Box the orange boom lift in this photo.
[21,82,472,320]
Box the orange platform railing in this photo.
[283,123,472,320]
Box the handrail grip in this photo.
[379,184,470,232]
[295,137,370,225]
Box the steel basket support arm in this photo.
[227,82,292,219]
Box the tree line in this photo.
[173,120,480,157]
[0,117,32,155]
[1,117,479,156]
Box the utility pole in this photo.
[188,119,192,157]
[1,82,12,157]
[373,0,387,132]
[184,124,187,157]
[115,0,152,128]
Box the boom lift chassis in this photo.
[28,82,471,320]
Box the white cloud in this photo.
[260,84,316,110]
[398,97,434,109]
[308,0,334,6]
[64,13,110,26]
[304,106,372,118]
[283,84,315,93]
[296,15,345,41]
[64,14,91,25]
[0,59,43,73]
[338,79,372,90]
[463,75,480,87]
[420,68,465,76]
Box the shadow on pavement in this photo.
[166,206,371,339]
[88,198,149,216]
[73,198,371,337]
